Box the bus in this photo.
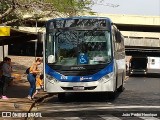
[129,56,148,75]
[43,16,126,100]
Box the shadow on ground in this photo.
[6,80,29,98]
[46,91,122,103]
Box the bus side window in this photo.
[115,31,122,43]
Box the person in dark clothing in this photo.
[0,57,12,99]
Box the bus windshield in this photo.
[46,29,112,66]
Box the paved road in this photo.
[32,74,160,120]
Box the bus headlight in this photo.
[46,74,59,84]
[100,72,114,83]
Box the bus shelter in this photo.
[0,27,37,60]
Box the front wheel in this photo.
[117,84,124,92]
[108,92,116,100]
[58,93,66,101]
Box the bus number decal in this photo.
[60,75,68,80]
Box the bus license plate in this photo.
[73,86,84,90]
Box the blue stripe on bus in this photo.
[45,62,113,82]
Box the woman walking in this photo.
[27,58,42,100]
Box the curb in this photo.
[24,93,55,120]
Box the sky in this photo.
[91,0,160,16]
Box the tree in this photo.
[0,0,95,26]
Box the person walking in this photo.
[32,74,44,99]
[27,58,42,100]
[0,57,13,99]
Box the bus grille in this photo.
[61,86,97,90]
[56,69,101,76]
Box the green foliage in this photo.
[0,0,94,25]
[18,0,94,16]
[38,0,94,16]
[0,0,19,23]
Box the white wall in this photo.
[0,45,8,61]
[148,57,160,69]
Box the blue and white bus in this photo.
[44,16,125,100]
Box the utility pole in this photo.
[0,0,5,61]
[35,14,38,61]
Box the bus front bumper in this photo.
[45,76,115,93]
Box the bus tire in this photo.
[58,93,66,101]
[118,84,124,92]
[108,92,116,100]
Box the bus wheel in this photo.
[58,93,66,101]
[108,92,116,100]
[118,84,124,92]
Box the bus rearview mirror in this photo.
[48,55,55,63]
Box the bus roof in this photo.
[47,16,112,23]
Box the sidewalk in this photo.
[0,56,51,119]
[0,75,49,111]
